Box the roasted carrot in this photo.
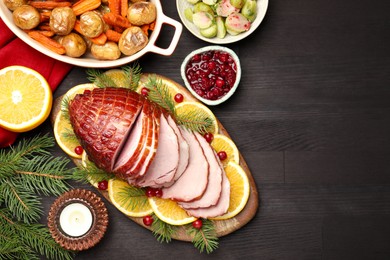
[106,29,122,42]
[89,32,107,45]
[103,12,131,28]
[120,0,128,17]
[72,0,101,16]
[28,31,65,55]
[30,1,71,9]
[108,0,120,15]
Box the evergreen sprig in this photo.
[151,215,176,243]
[0,135,73,259]
[86,63,142,91]
[144,75,176,114]
[174,109,214,134]
[0,209,74,260]
[72,160,116,184]
[187,219,219,254]
[117,185,148,211]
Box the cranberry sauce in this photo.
[185,50,237,101]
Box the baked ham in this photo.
[68,87,231,218]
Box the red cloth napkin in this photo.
[0,18,73,147]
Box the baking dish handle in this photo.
[148,13,183,56]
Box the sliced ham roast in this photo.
[161,129,209,202]
[69,87,144,172]
[69,87,231,218]
[179,132,223,209]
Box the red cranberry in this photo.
[192,219,203,229]
[203,133,213,143]
[141,87,149,96]
[217,151,228,161]
[74,145,83,155]
[185,50,237,101]
[145,187,155,197]
[98,180,108,190]
[174,93,184,103]
[143,215,154,226]
[154,189,163,198]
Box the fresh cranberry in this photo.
[174,93,184,103]
[217,151,228,161]
[141,87,149,96]
[145,187,155,197]
[74,145,83,155]
[154,189,163,198]
[143,215,154,226]
[98,180,108,190]
[203,133,213,143]
[192,219,203,229]
[185,50,237,101]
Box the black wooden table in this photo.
[25,0,390,259]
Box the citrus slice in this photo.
[211,161,250,220]
[53,110,83,159]
[211,134,239,166]
[0,66,52,132]
[53,83,96,158]
[108,179,153,217]
[148,197,196,225]
[104,69,129,88]
[174,101,219,134]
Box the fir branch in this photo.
[151,215,176,243]
[144,75,176,114]
[61,128,79,144]
[60,95,71,121]
[86,68,118,88]
[0,179,42,224]
[16,155,71,196]
[175,109,213,134]
[123,63,142,91]
[187,219,219,254]
[117,185,148,211]
[0,209,74,260]
[72,161,116,184]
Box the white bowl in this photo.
[0,0,182,68]
[176,0,268,44]
[181,45,241,106]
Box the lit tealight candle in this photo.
[59,203,93,237]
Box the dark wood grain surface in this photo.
[20,0,390,259]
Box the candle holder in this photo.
[48,189,109,251]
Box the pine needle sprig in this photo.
[123,62,142,91]
[60,95,71,121]
[0,179,42,224]
[0,209,74,260]
[16,155,71,196]
[151,215,176,243]
[187,219,219,254]
[144,75,175,114]
[72,161,116,184]
[175,109,214,134]
[87,63,142,90]
[117,185,148,211]
[86,68,118,88]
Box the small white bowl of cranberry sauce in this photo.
[181,46,241,106]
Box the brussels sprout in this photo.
[216,16,226,39]
[200,23,217,38]
[187,0,200,4]
[225,13,251,35]
[184,7,194,22]
[202,0,217,5]
[229,0,244,9]
[241,0,257,22]
[193,11,214,29]
[194,2,214,14]
[216,0,239,17]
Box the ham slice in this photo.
[184,166,230,218]
[136,114,179,187]
[162,129,209,202]
[179,132,223,209]
[113,100,154,178]
[69,87,144,172]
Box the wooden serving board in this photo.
[51,73,259,241]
